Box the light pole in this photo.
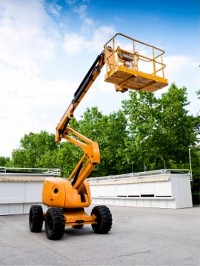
[189,148,193,181]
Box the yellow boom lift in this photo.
[29,33,168,240]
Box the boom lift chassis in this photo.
[29,33,168,240]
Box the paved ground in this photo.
[0,205,200,266]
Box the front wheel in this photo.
[29,205,43,232]
[45,208,65,240]
[91,205,112,234]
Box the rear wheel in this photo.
[29,205,43,232]
[45,208,65,240]
[91,205,112,234]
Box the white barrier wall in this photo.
[0,169,193,215]
[89,170,193,209]
[0,175,47,215]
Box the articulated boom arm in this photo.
[55,52,105,189]
[55,33,168,190]
[61,127,100,190]
[55,52,104,143]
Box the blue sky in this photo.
[0,0,199,157]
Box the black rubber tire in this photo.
[29,205,43,232]
[45,208,65,240]
[91,205,112,234]
[72,225,84,229]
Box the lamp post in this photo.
[189,148,193,181]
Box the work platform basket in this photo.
[104,33,168,92]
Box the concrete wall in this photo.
[89,171,193,209]
[0,175,47,215]
[0,170,193,215]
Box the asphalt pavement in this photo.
[0,205,200,265]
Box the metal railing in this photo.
[89,169,190,181]
[0,167,61,176]
[104,32,167,78]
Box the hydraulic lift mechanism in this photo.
[29,33,168,240]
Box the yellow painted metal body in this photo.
[61,127,100,190]
[62,209,96,227]
[105,65,168,92]
[42,178,91,208]
[42,178,97,226]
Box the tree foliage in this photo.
[122,90,159,171]
[154,84,197,168]
[122,84,198,171]
[68,107,128,176]
[0,156,10,167]
[11,131,58,168]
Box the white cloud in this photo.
[73,4,87,18]
[0,63,78,155]
[0,0,57,74]
[0,0,117,157]
[164,55,200,96]
[66,0,77,5]
[63,26,115,55]
[45,1,63,17]
[0,0,67,156]
[90,26,116,51]
[63,33,90,55]
[63,0,115,55]
[155,54,200,115]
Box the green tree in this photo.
[122,91,159,171]
[11,131,58,168]
[69,107,128,176]
[55,141,83,177]
[155,84,197,168]
[122,84,198,170]
[0,156,11,167]
[96,110,128,175]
